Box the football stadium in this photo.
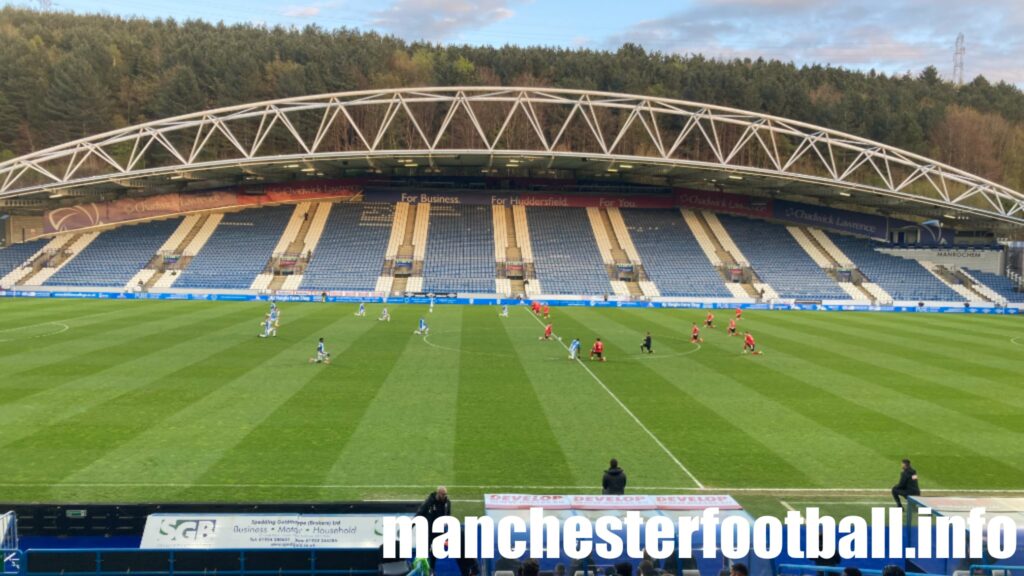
[1,6,1024,576]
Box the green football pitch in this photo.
[1,298,1022,517]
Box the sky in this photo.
[10,0,1024,86]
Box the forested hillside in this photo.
[1,7,1022,189]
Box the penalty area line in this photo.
[523,308,705,489]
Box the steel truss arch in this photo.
[1,86,1022,224]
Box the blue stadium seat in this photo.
[176,207,292,290]
[45,219,181,287]
[966,269,1024,302]
[826,233,961,301]
[621,209,730,297]
[0,239,46,278]
[527,207,611,296]
[719,215,848,300]
[422,204,495,293]
[301,203,394,291]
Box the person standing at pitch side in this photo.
[602,458,627,494]
[417,486,451,574]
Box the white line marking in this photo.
[0,321,69,342]
[1011,336,1023,347]
[523,308,705,489]
[4,482,1024,493]
[785,501,893,506]
[780,500,796,511]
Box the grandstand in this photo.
[826,233,963,302]
[621,209,731,298]
[964,268,1024,302]
[526,207,612,296]
[44,219,180,287]
[175,206,292,290]
[422,204,495,293]
[0,239,46,285]
[719,215,848,300]
[301,202,395,291]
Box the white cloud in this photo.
[282,5,322,18]
[603,0,1024,85]
[371,0,522,42]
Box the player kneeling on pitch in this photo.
[311,337,331,364]
[378,306,391,322]
[539,323,554,340]
[640,331,653,354]
[590,338,606,362]
[414,317,429,335]
[355,302,366,317]
[743,331,762,355]
[258,313,277,338]
[568,337,581,360]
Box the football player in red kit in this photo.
[691,323,703,344]
[727,318,738,336]
[705,311,715,328]
[590,338,606,362]
[539,323,553,340]
[743,331,762,355]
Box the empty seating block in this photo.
[966,269,1024,302]
[176,207,292,289]
[719,215,848,300]
[45,219,181,287]
[422,204,495,293]
[621,209,730,297]
[0,239,46,278]
[826,233,961,301]
[301,203,395,291]
[527,207,611,296]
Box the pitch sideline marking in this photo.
[523,308,705,489]
[6,481,1024,494]
[0,321,70,342]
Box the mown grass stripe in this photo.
[183,311,413,493]
[453,306,576,487]
[741,317,1024,486]
[549,307,816,489]
[0,303,254,407]
[318,305,462,491]
[3,304,328,485]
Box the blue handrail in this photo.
[19,547,385,576]
[968,566,1024,574]
[777,564,948,576]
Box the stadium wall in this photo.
[877,247,1004,274]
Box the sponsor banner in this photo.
[772,200,888,240]
[140,513,401,550]
[674,189,772,219]
[653,495,742,511]
[363,190,675,209]
[44,186,359,234]
[1,290,1019,314]
[484,494,572,510]
[570,495,657,510]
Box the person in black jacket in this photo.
[891,459,920,508]
[417,486,451,574]
[602,459,627,495]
